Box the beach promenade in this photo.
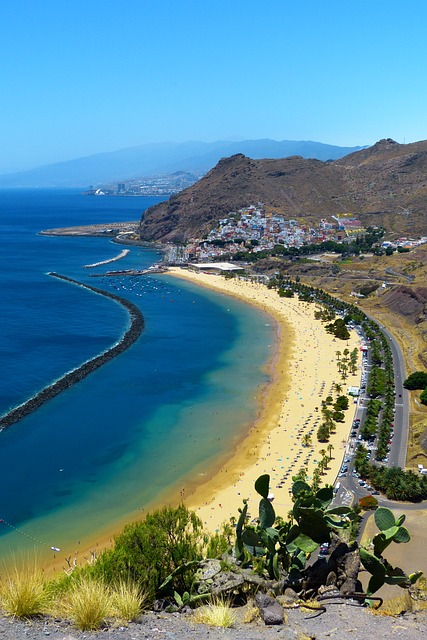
[168,268,362,531]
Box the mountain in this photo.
[139,139,427,242]
[0,140,364,188]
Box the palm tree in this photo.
[327,443,334,460]
[334,382,343,394]
[302,434,312,448]
[311,468,322,492]
[318,458,327,475]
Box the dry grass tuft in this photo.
[111,580,148,623]
[193,598,236,628]
[58,577,112,630]
[0,562,48,619]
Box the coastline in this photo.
[38,266,361,574]
[166,268,362,531]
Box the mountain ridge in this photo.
[139,139,427,242]
[0,139,364,188]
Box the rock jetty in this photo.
[0,273,144,430]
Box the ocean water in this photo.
[0,189,275,560]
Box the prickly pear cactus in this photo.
[360,507,422,595]
[372,507,410,556]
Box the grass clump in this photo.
[111,579,148,623]
[0,562,48,619]
[193,598,236,628]
[59,576,112,630]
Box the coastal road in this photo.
[373,320,409,468]
[334,316,411,507]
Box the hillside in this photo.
[0,139,362,188]
[139,139,427,242]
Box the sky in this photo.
[1,0,426,173]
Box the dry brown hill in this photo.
[139,138,427,242]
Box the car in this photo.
[344,457,350,463]
[372,490,380,495]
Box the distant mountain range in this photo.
[0,139,365,188]
[139,139,427,242]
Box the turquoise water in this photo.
[0,190,276,560]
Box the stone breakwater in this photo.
[0,273,144,430]
[84,249,130,268]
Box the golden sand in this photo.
[166,268,362,530]
[39,267,362,575]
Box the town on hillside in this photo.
[168,205,426,263]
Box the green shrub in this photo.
[403,371,427,390]
[89,504,205,601]
[205,522,233,558]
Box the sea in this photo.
[0,188,276,562]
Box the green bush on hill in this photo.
[86,504,206,602]
[403,371,427,390]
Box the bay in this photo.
[0,189,275,560]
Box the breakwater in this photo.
[0,273,144,430]
[84,249,130,268]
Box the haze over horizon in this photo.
[1,0,426,174]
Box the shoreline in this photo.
[20,267,361,575]
[166,268,362,531]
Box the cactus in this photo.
[235,474,355,581]
[235,475,422,600]
[292,482,355,543]
[234,500,248,561]
[372,507,410,556]
[360,507,422,595]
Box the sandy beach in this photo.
[167,267,362,531]
[36,266,362,576]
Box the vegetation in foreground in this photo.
[0,477,423,630]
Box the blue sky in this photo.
[1,0,426,173]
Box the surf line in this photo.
[0,272,144,430]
